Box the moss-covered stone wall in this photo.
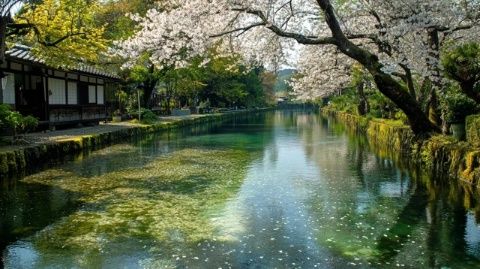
[323,108,480,188]
[0,109,270,179]
[466,114,480,146]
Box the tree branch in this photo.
[229,7,335,45]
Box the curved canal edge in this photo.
[0,108,273,179]
[322,108,480,187]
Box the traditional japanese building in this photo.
[0,45,120,127]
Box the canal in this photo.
[1,110,480,268]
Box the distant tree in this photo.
[260,70,277,106]
[128,54,162,108]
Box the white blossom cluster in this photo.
[342,0,480,79]
[116,0,480,100]
[116,0,326,69]
[1,0,22,17]
[290,45,353,101]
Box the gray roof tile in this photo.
[5,45,120,79]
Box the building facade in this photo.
[1,45,120,127]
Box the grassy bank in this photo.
[322,108,480,187]
[0,109,270,179]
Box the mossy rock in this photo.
[24,147,41,164]
[0,153,9,174]
[466,114,480,146]
[325,109,478,185]
[462,151,480,186]
[6,151,17,173]
[15,150,26,170]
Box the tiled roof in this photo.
[5,44,120,79]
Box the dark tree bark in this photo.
[316,0,438,135]
[401,65,416,100]
[142,64,159,108]
[460,80,480,104]
[356,81,369,116]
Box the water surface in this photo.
[1,111,480,268]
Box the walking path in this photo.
[0,114,211,152]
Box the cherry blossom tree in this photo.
[116,0,478,135]
[344,0,480,101]
[293,1,480,100]
[290,45,353,101]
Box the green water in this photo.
[1,110,480,268]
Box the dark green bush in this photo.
[442,86,479,123]
[0,104,39,137]
[140,109,158,124]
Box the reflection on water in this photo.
[1,110,480,268]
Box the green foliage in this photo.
[261,71,277,105]
[441,42,480,84]
[330,66,402,120]
[329,88,358,113]
[15,0,108,67]
[0,104,12,127]
[124,47,269,112]
[350,64,371,87]
[0,104,38,137]
[114,89,128,112]
[174,50,267,109]
[441,85,479,123]
[140,109,158,124]
[466,114,480,146]
[329,64,401,119]
[97,0,157,40]
[367,91,399,119]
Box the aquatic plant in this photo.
[21,148,254,260]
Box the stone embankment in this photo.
[323,108,480,187]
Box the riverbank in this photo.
[0,109,270,179]
[322,108,480,187]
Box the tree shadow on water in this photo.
[0,181,83,268]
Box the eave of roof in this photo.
[5,44,121,80]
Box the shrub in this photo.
[140,109,158,124]
[0,104,39,139]
[442,87,478,123]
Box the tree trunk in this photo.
[426,29,442,88]
[0,16,8,104]
[316,0,438,136]
[370,72,438,135]
[143,83,155,108]
[143,65,158,108]
[165,84,172,115]
[356,81,369,116]
[402,66,416,100]
[427,89,441,128]
[417,78,432,112]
